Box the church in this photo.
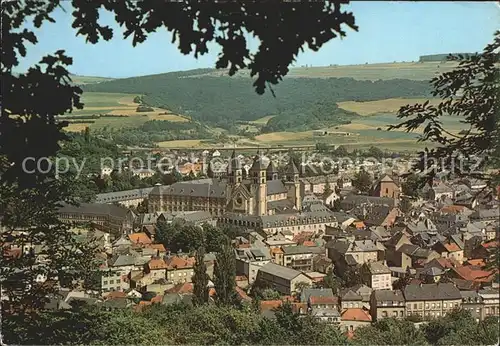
[148,151,302,217]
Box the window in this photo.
[103,281,108,285]
[414,304,417,310]
[382,311,388,317]
[425,304,429,309]
[431,303,435,309]
[443,303,447,308]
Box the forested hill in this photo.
[83,68,432,131]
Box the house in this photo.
[403,283,462,319]
[282,245,314,271]
[128,232,152,246]
[340,308,372,334]
[432,241,464,262]
[144,258,167,281]
[327,239,379,272]
[235,247,271,284]
[99,268,124,292]
[478,289,500,319]
[387,244,440,269]
[256,262,313,295]
[301,288,340,324]
[165,256,195,284]
[460,291,484,322]
[339,289,363,310]
[370,290,405,321]
[371,174,400,200]
[362,261,392,290]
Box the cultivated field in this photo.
[157,140,205,148]
[337,98,442,116]
[64,92,188,132]
[70,75,115,85]
[186,61,459,81]
[250,115,275,124]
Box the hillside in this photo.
[70,74,115,85]
[83,64,433,131]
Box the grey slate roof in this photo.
[403,283,461,301]
[58,202,130,218]
[368,261,391,274]
[300,288,335,303]
[258,262,302,281]
[372,290,405,303]
[96,187,154,204]
[283,245,313,255]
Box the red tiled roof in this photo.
[260,300,282,311]
[440,205,467,214]
[302,241,316,247]
[341,308,372,322]
[310,296,338,305]
[452,266,496,283]
[235,275,248,281]
[466,259,485,267]
[148,258,167,270]
[165,256,195,270]
[482,241,499,249]
[151,295,163,304]
[167,282,193,294]
[145,244,167,252]
[444,243,461,253]
[128,233,152,245]
[106,291,127,299]
[235,286,251,301]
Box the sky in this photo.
[18,1,499,78]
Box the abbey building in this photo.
[148,151,302,217]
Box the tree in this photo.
[320,268,341,294]
[192,246,210,306]
[390,32,499,186]
[352,169,373,194]
[294,281,312,293]
[399,196,412,214]
[353,318,428,345]
[331,198,342,212]
[213,238,236,306]
[323,178,333,200]
[401,172,423,198]
[203,224,228,253]
[136,198,149,214]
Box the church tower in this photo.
[226,150,242,184]
[266,159,279,181]
[285,156,301,211]
[249,152,267,216]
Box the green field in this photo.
[185,61,459,81]
[70,74,115,85]
[63,92,188,132]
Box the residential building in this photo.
[235,247,271,284]
[478,289,500,319]
[99,268,124,292]
[340,308,372,334]
[149,153,302,217]
[403,283,462,319]
[372,174,400,200]
[301,288,340,324]
[256,262,313,295]
[165,256,195,284]
[95,187,154,207]
[282,245,314,271]
[57,203,135,234]
[363,261,392,290]
[370,290,405,321]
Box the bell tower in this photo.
[249,152,267,216]
[226,150,242,185]
[285,156,301,211]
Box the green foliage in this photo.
[156,220,204,254]
[133,95,143,104]
[422,309,499,346]
[97,120,214,147]
[136,105,154,112]
[401,172,424,198]
[390,31,499,185]
[320,269,341,294]
[85,74,431,130]
[214,238,237,306]
[353,318,428,345]
[192,246,210,306]
[352,169,374,194]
